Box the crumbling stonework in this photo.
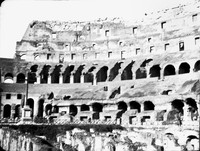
[0,0,199,150]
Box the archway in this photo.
[16,73,25,83]
[149,65,161,78]
[27,98,34,117]
[63,65,74,83]
[14,104,21,118]
[52,105,59,113]
[194,60,200,72]
[38,99,44,117]
[51,65,62,83]
[186,98,198,120]
[121,62,134,80]
[179,62,190,74]
[92,103,103,119]
[135,68,147,79]
[96,66,108,82]
[40,65,51,83]
[74,65,85,83]
[108,62,122,81]
[171,99,184,114]
[144,101,155,111]
[4,73,14,83]
[3,104,11,118]
[164,65,176,76]
[45,104,52,115]
[80,104,90,111]
[69,105,77,116]
[29,65,38,83]
[129,101,141,112]
[84,66,96,83]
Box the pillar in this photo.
[80,74,84,83]
[11,104,16,119]
[92,72,97,85]
[160,68,164,80]
[183,103,191,121]
[36,76,40,84]
[140,103,144,112]
[146,68,150,78]
[70,74,74,84]
[47,75,51,84]
[77,106,81,112]
[1,76,4,83]
[13,76,17,83]
[59,74,63,84]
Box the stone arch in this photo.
[194,60,200,72]
[178,62,190,74]
[45,104,52,115]
[27,98,34,117]
[74,65,85,83]
[149,65,161,78]
[171,99,184,114]
[129,101,141,112]
[186,98,198,120]
[4,73,14,83]
[29,65,38,83]
[38,99,44,117]
[92,103,103,119]
[144,101,155,111]
[63,65,74,83]
[51,65,62,83]
[40,65,51,83]
[69,105,77,116]
[80,104,90,111]
[117,101,127,111]
[16,73,25,83]
[121,61,134,80]
[3,104,11,118]
[84,66,96,83]
[14,104,21,118]
[108,62,122,81]
[96,66,108,82]
[52,105,59,113]
[135,68,147,79]
[164,64,176,76]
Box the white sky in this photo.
[0,0,190,58]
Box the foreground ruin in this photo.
[0,0,199,151]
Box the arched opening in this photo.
[84,66,96,83]
[40,65,51,83]
[164,65,176,76]
[117,101,127,111]
[96,66,108,82]
[179,62,190,74]
[29,65,38,83]
[14,105,21,118]
[149,65,161,78]
[3,104,11,118]
[29,142,33,151]
[52,105,59,113]
[80,104,90,111]
[16,73,25,83]
[27,98,34,117]
[135,68,147,79]
[4,73,14,83]
[194,60,200,72]
[38,99,44,117]
[129,101,141,112]
[74,65,85,83]
[108,62,122,81]
[92,103,103,119]
[45,104,52,116]
[63,65,74,83]
[69,105,77,116]
[171,99,184,114]
[121,61,134,80]
[144,101,155,111]
[186,98,198,120]
[51,65,62,83]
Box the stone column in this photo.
[36,76,41,84]
[1,76,4,83]
[80,74,84,83]
[77,106,81,113]
[183,103,191,121]
[92,72,97,85]
[70,73,74,84]
[47,75,51,84]
[146,67,150,78]
[11,104,16,119]
[140,103,144,112]
[59,74,63,84]
[160,68,164,80]
[13,76,17,83]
